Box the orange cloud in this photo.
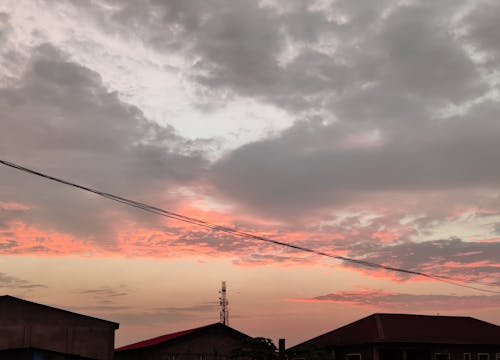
[1,201,498,290]
[0,221,98,256]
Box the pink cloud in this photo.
[290,288,500,310]
[1,202,498,290]
[0,201,33,211]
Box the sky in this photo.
[1,0,500,348]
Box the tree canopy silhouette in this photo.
[231,337,277,360]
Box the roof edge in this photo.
[0,295,119,329]
[287,313,500,351]
[116,322,251,351]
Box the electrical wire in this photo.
[1,158,499,294]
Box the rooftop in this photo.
[0,295,119,329]
[289,313,500,350]
[116,322,251,351]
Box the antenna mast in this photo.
[219,281,229,325]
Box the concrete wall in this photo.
[0,297,117,360]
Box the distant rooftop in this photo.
[0,295,119,329]
[116,323,251,351]
[289,313,500,350]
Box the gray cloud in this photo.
[0,12,22,82]
[283,4,332,43]
[364,3,484,103]
[344,237,500,283]
[210,98,500,218]
[45,302,203,326]
[30,1,498,225]
[59,305,198,325]
[0,12,9,40]
[462,0,500,67]
[76,285,129,304]
[67,300,218,326]
[104,306,217,325]
[67,304,131,312]
[106,1,485,106]
[1,0,499,280]
[155,301,218,313]
[88,0,497,220]
[0,43,209,243]
[64,0,356,108]
[78,287,129,298]
[0,272,46,290]
[294,289,500,310]
[38,1,493,112]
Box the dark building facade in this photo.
[0,295,119,360]
[115,322,251,360]
[0,347,96,359]
[287,313,500,360]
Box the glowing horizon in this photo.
[1,0,500,348]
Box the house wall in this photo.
[290,344,500,360]
[0,298,116,360]
[0,347,97,359]
[343,344,500,360]
[116,331,248,360]
[334,344,374,360]
[374,343,500,360]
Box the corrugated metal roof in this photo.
[116,323,251,351]
[116,326,205,351]
[0,295,119,329]
[289,313,500,350]
[376,313,500,344]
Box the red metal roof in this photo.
[116,324,211,351]
[116,323,251,351]
[289,313,500,350]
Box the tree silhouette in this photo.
[231,337,278,360]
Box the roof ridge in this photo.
[116,322,247,351]
[0,295,119,328]
[287,313,500,351]
[374,313,473,318]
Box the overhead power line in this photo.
[1,158,499,294]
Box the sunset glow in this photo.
[1,0,500,348]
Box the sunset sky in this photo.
[1,0,500,347]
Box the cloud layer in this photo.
[0,42,208,244]
[292,288,500,310]
[0,0,499,292]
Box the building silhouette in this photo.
[287,313,500,360]
[0,295,119,360]
[115,323,251,360]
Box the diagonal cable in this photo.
[1,159,499,294]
